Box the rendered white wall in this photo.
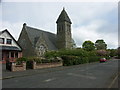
[0,31,21,50]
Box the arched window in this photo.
[37,44,46,57]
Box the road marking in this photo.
[67,73,96,80]
[44,78,55,82]
[108,73,119,88]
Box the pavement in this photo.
[2,59,119,88]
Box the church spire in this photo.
[63,7,65,10]
[56,8,72,24]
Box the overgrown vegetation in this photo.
[16,39,118,66]
[44,48,111,66]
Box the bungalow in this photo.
[0,29,22,63]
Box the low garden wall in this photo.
[6,61,26,72]
[6,57,63,71]
[11,62,26,71]
[32,61,63,69]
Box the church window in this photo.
[67,24,70,32]
[37,44,46,57]
[59,26,61,31]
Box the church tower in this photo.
[56,8,72,49]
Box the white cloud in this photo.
[1,2,118,49]
[0,21,24,40]
[2,0,119,2]
[72,20,118,49]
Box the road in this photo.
[2,59,119,88]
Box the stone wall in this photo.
[11,62,26,72]
[6,61,62,71]
[32,61,63,69]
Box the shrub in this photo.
[45,49,89,58]
[62,56,81,66]
[44,51,59,58]
[16,57,27,62]
[88,56,99,63]
[96,50,107,56]
[16,57,28,64]
[81,57,89,64]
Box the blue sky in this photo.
[0,1,118,49]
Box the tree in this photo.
[95,39,107,50]
[96,50,107,56]
[82,40,95,51]
[118,47,120,58]
[107,49,117,57]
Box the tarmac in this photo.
[2,63,92,80]
[1,60,119,88]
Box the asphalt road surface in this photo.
[2,59,119,88]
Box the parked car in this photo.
[100,58,107,62]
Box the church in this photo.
[18,8,75,57]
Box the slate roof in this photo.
[24,25,58,50]
[56,8,72,24]
[0,46,21,51]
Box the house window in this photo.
[6,39,12,44]
[15,52,18,58]
[11,52,14,58]
[0,38,4,44]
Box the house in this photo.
[0,29,22,63]
[18,8,75,57]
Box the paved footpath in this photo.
[2,59,120,88]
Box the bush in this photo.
[45,49,89,58]
[44,51,59,58]
[81,57,89,64]
[62,56,81,66]
[88,56,99,63]
[16,57,27,62]
[16,57,27,65]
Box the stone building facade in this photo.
[18,8,75,57]
[56,8,72,49]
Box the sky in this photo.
[0,0,118,49]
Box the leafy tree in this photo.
[95,39,107,50]
[107,49,117,57]
[96,50,107,56]
[82,40,95,51]
[118,47,120,58]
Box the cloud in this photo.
[0,21,24,40]
[1,2,118,49]
[72,19,118,49]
